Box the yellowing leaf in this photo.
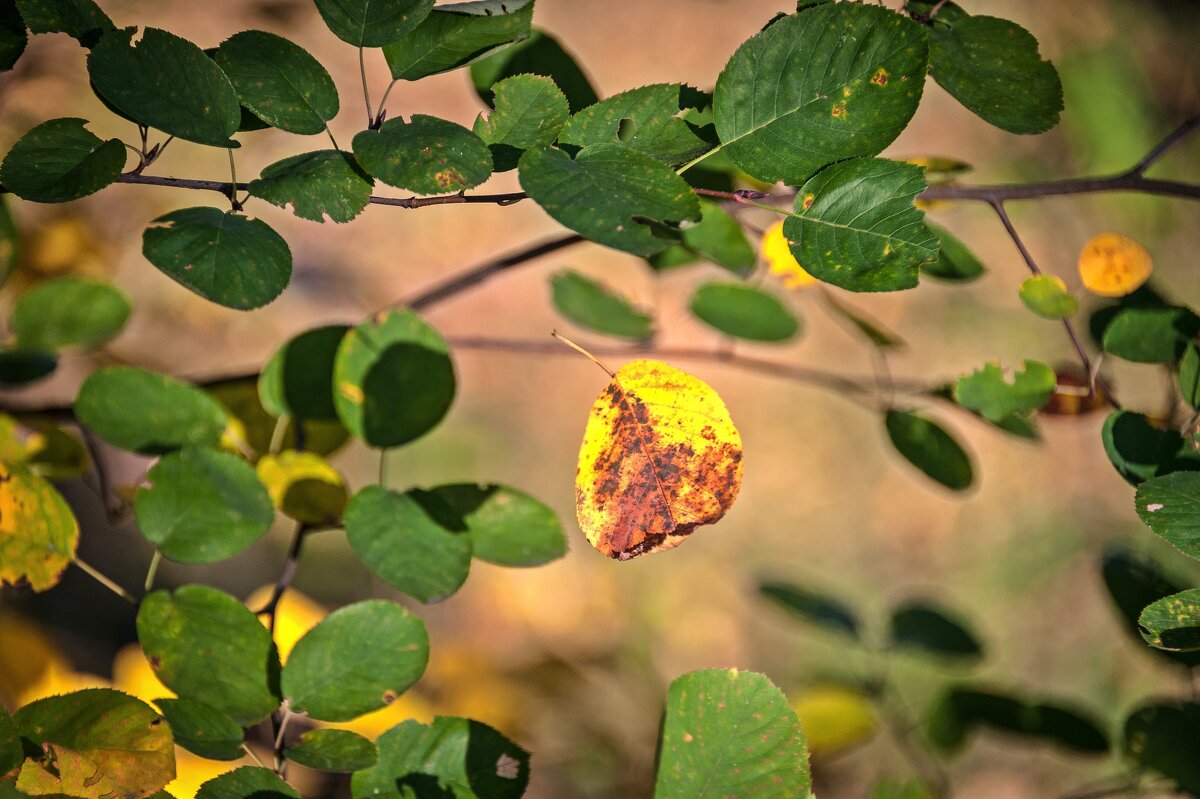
[243,586,327,663]
[762,220,817,289]
[255,450,347,524]
[0,462,79,591]
[1078,232,1152,297]
[576,359,743,560]
[792,685,875,757]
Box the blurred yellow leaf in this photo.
[255,451,347,524]
[22,216,106,277]
[243,586,327,663]
[0,612,68,710]
[1078,232,1152,297]
[762,220,817,289]
[164,750,247,799]
[792,685,875,757]
[111,644,174,703]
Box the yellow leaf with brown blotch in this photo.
[576,360,743,560]
[1079,232,1153,297]
[0,462,79,591]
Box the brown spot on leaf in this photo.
[871,68,889,86]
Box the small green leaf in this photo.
[350,717,529,799]
[678,200,755,276]
[655,669,811,799]
[0,196,18,287]
[559,83,710,166]
[1101,411,1200,486]
[1123,702,1200,795]
[154,698,244,761]
[889,602,983,660]
[343,486,471,603]
[690,282,799,342]
[142,207,292,310]
[1102,306,1200,363]
[0,118,126,203]
[11,276,129,350]
[758,580,860,638]
[921,222,985,282]
[282,599,429,722]
[313,0,433,47]
[427,483,566,567]
[196,767,298,799]
[0,1,27,71]
[88,28,241,147]
[550,269,653,341]
[248,151,373,224]
[353,114,493,195]
[1136,472,1200,560]
[885,410,973,491]
[259,325,350,420]
[333,309,455,448]
[0,461,78,592]
[0,349,56,387]
[953,360,1055,423]
[285,729,377,772]
[135,448,275,564]
[383,0,533,81]
[1101,547,1200,668]
[138,586,281,726]
[14,0,112,47]
[214,31,338,136]
[473,74,569,171]
[928,687,1107,755]
[1019,275,1078,319]
[1139,589,1200,652]
[471,28,597,114]
[1180,344,1200,408]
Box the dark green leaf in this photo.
[1087,282,1170,346]
[920,221,984,282]
[889,602,982,660]
[1122,702,1200,795]
[472,74,569,172]
[1101,411,1200,486]
[0,196,17,287]
[1136,472,1200,560]
[928,14,1063,135]
[75,367,228,454]
[196,767,298,799]
[332,309,455,448]
[259,325,349,421]
[138,586,281,726]
[678,200,755,276]
[953,360,1055,423]
[1102,306,1200,364]
[88,28,240,147]
[559,83,710,166]
[0,0,27,71]
[885,410,973,491]
[215,31,338,135]
[249,151,373,224]
[1019,275,1077,319]
[350,717,529,799]
[0,706,19,776]
[655,669,810,799]
[285,729,377,772]
[427,483,566,566]
[471,28,597,114]
[0,118,125,203]
[383,0,533,81]
[929,687,1107,755]
[690,282,799,342]
[135,448,274,564]
[0,350,56,387]
[646,243,698,272]
[343,486,471,603]
[142,207,292,310]
[154,698,244,761]
[1101,547,1200,668]
[758,580,859,638]
[353,115,492,195]
[550,269,653,341]
[714,3,927,185]
[1139,589,1200,652]
[314,0,433,47]
[11,276,129,350]
[1181,344,1200,408]
[14,0,112,47]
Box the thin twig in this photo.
[1124,112,1200,176]
[256,524,308,632]
[72,557,138,605]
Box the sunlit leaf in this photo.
[550,269,653,341]
[248,150,373,225]
[427,483,566,567]
[1138,589,1200,653]
[0,462,77,592]
[889,602,983,660]
[885,410,973,491]
[471,28,597,114]
[0,118,126,203]
[215,31,338,135]
[1019,275,1078,319]
[285,729,377,772]
[154,698,244,761]
[953,360,1055,423]
[1136,472,1200,560]
[559,83,710,166]
[689,282,799,342]
[473,74,569,171]
[353,115,492,195]
[383,0,533,81]
[1079,232,1153,297]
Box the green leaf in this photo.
[678,200,755,276]
[0,118,126,203]
[0,1,27,71]
[1019,275,1078,319]
[549,269,653,341]
[783,158,936,292]
[313,0,433,47]
[655,668,810,799]
[559,83,710,166]
[1101,547,1200,668]
[885,410,973,491]
[214,31,339,135]
[921,221,984,282]
[471,28,597,114]
[690,282,799,342]
[889,602,983,660]
[350,717,529,799]
[1123,702,1200,795]
[0,706,19,776]
[1181,344,1200,408]
[427,483,566,566]
[519,144,700,257]
[928,14,1063,135]
[142,207,292,310]
[259,325,349,420]
[11,276,129,350]
[928,687,1107,755]
[352,115,493,195]
[154,698,244,761]
[1102,306,1200,363]
[285,729,377,772]
[74,367,228,454]
[196,767,298,799]
[135,448,274,564]
[333,309,455,448]
[13,689,174,799]
[138,586,281,726]
[0,461,77,592]
[248,151,373,224]
[343,486,471,603]
[88,28,241,147]
[382,0,533,81]
[1139,589,1200,652]
[758,580,860,638]
[0,350,56,387]
[472,74,569,172]
[282,599,429,722]
[1136,472,1200,560]
[255,450,347,525]
[953,360,1055,424]
[14,0,112,47]
[714,3,927,185]
[1101,411,1200,486]
[0,196,18,287]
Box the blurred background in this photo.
[2,1,1200,797]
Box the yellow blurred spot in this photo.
[762,221,818,289]
[111,643,174,703]
[792,685,875,758]
[243,586,327,663]
[255,451,347,524]
[1078,232,1152,297]
[327,691,436,740]
[165,750,247,799]
[22,216,105,276]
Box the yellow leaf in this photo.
[255,450,347,525]
[243,585,327,663]
[792,685,875,757]
[761,220,817,289]
[0,462,79,591]
[576,359,743,560]
[1078,232,1153,297]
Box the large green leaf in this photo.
[259,325,349,421]
[137,586,281,726]
[0,118,126,203]
[74,367,228,454]
[758,580,860,638]
[783,158,936,292]
[889,602,983,661]
[1,1,27,71]
[333,309,455,448]
[88,28,241,147]
[1101,548,1200,668]
[14,0,112,47]
[1136,472,1200,560]
[928,687,1107,755]
[382,0,533,81]
[153,698,244,761]
[470,28,596,114]
[519,143,700,257]
[1122,702,1200,795]
[473,74,569,171]
[248,151,373,224]
[214,31,339,135]
[0,461,78,592]
[11,276,129,350]
[282,599,429,722]
[135,448,274,564]
[427,483,566,567]
[1101,306,1200,364]
[953,360,1055,424]
[196,767,298,799]
[352,115,493,195]
[1139,590,1200,653]
[920,222,985,283]
[314,0,433,47]
[690,282,799,342]
[885,410,973,491]
[550,269,653,341]
[559,83,710,166]
[654,669,810,799]
[713,3,927,185]
[142,207,292,310]
[678,200,754,276]
[285,729,377,772]
[1101,411,1200,486]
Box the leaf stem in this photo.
[375,78,399,126]
[359,47,373,128]
[675,145,721,176]
[72,557,138,605]
[241,743,266,768]
[379,449,389,486]
[226,149,242,211]
[324,125,340,151]
[144,550,162,593]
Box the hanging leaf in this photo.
[11,276,129,350]
[576,359,742,560]
[14,0,112,47]
[679,200,755,276]
[0,462,78,592]
[889,602,983,661]
[929,687,1107,755]
[1138,590,1200,652]
[550,269,653,341]
[382,0,533,81]
[559,83,711,166]
[921,222,985,282]
[0,1,27,71]
[313,0,433,47]
[196,767,298,799]
[473,74,569,171]
[0,118,126,203]
[427,483,566,567]
[471,28,597,114]
[353,115,493,195]
[248,151,373,224]
[1101,548,1200,669]
[690,282,799,342]
[258,325,349,421]
[142,207,292,310]
[953,360,1055,423]
[255,450,347,525]
[1101,411,1200,486]
[1019,275,1078,319]
[1078,232,1153,297]
[1123,702,1200,795]
[214,31,338,136]
[1101,306,1200,364]
[285,729,377,772]
[153,698,244,761]
[885,410,973,491]
[758,580,860,638]
[1136,472,1200,560]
